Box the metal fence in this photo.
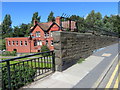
[0,51,55,90]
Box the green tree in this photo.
[85,10,96,26]
[13,23,30,37]
[2,14,13,39]
[85,10,104,32]
[70,15,85,32]
[47,11,55,22]
[31,12,41,25]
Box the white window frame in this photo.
[46,40,48,46]
[24,41,27,46]
[37,40,42,46]
[51,32,52,37]
[44,32,49,38]
[16,41,18,46]
[40,40,42,46]
[51,40,53,46]
[36,31,40,37]
[20,41,23,46]
[12,41,15,46]
[8,41,11,46]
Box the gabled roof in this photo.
[30,21,60,33]
[38,22,53,31]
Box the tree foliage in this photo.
[2,14,13,39]
[31,12,41,25]
[13,23,30,37]
[47,11,55,22]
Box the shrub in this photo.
[77,58,85,64]
[2,64,36,90]
[41,45,50,56]
[2,51,17,56]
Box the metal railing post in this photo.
[52,52,55,72]
[6,61,11,90]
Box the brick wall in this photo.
[52,31,118,71]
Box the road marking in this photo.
[92,54,118,88]
[102,53,111,57]
[105,61,120,88]
[113,72,120,88]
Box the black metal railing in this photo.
[0,51,55,90]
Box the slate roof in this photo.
[30,20,76,33]
[38,22,53,31]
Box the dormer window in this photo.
[36,31,40,37]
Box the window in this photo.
[44,32,49,38]
[25,41,27,46]
[37,40,42,46]
[46,40,48,46]
[16,41,18,46]
[20,41,23,46]
[50,31,53,37]
[51,40,54,46]
[8,41,11,46]
[34,40,37,46]
[12,41,15,46]
[36,31,40,37]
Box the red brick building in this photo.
[5,17,77,53]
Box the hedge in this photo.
[2,64,36,90]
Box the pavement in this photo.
[23,43,119,88]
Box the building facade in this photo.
[5,17,77,53]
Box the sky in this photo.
[2,2,119,27]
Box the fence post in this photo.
[6,61,11,90]
[52,51,55,72]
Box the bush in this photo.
[2,51,17,56]
[2,64,36,90]
[41,45,50,56]
[77,58,85,64]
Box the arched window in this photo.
[34,40,37,46]
[16,41,18,46]
[25,41,27,46]
[8,41,11,46]
[51,40,53,46]
[20,41,23,46]
[12,41,15,46]
[46,40,48,46]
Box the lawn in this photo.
[1,56,53,68]
[0,39,2,44]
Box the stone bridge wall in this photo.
[52,31,118,71]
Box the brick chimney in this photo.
[33,20,38,25]
[55,16,61,26]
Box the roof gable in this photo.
[30,22,60,33]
